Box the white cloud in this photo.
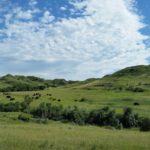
[41,11,55,23]
[0,0,149,80]
[29,0,38,7]
[15,9,33,20]
[60,7,67,11]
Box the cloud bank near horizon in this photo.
[0,0,149,80]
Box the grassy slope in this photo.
[0,113,150,150]
[0,65,150,117]
[76,65,150,89]
[0,74,77,91]
[0,65,150,150]
[0,87,150,117]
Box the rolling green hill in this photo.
[0,65,150,150]
[0,65,150,117]
[1,65,150,92]
[0,74,77,92]
[77,65,150,92]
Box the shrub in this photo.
[32,102,49,118]
[20,95,33,111]
[126,86,144,92]
[88,107,120,128]
[121,107,138,128]
[18,113,31,122]
[140,118,150,131]
[50,105,64,120]
[63,106,87,125]
[32,103,64,121]
[0,102,21,112]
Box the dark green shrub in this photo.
[20,95,33,111]
[121,107,138,128]
[63,106,87,125]
[18,113,31,122]
[140,118,150,131]
[47,104,64,121]
[0,102,21,112]
[88,107,120,128]
[126,86,144,92]
[32,103,64,121]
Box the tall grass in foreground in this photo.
[0,122,150,150]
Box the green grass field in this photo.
[0,65,150,150]
[0,86,150,150]
[0,87,150,117]
[0,115,150,150]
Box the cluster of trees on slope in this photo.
[0,74,78,92]
[31,104,150,131]
[0,95,149,132]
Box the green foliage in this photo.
[32,103,64,121]
[0,75,77,92]
[88,107,120,127]
[18,113,31,122]
[0,102,21,112]
[121,108,139,128]
[20,95,33,112]
[140,117,150,131]
[126,86,145,92]
[63,106,88,125]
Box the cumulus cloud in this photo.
[41,11,55,23]
[0,0,149,80]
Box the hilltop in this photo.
[77,65,150,92]
[0,74,77,92]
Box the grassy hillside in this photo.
[0,65,150,150]
[0,74,77,92]
[77,65,150,90]
[0,65,150,117]
[1,65,150,92]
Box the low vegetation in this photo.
[0,65,150,150]
[0,97,149,131]
[0,121,150,150]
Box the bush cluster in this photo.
[0,84,46,92]
[0,95,32,112]
[18,113,31,122]
[31,103,150,131]
[140,117,150,131]
[0,100,149,131]
[0,102,21,112]
[126,86,145,92]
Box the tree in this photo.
[140,117,150,131]
[122,108,138,128]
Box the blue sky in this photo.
[0,0,150,80]
[137,0,150,35]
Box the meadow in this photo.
[0,66,150,150]
[0,117,150,150]
[0,87,150,117]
